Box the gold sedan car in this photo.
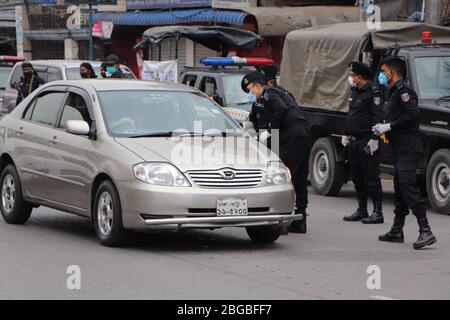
[0,80,298,246]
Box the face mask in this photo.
[106,66,117,74]
[378,72,388,86]
[247,92,257,103]
[80,72,89,79]
[348,76,356,87]
[23,71,32,78]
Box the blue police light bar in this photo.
[199,57,274,67]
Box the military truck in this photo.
[280,22,450,214]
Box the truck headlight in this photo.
[266,161,291,185]
[133,162,191,187]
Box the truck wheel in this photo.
[427,149,450,214]
[246,226,281,244]
[309,138,345,196]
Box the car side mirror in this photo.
[66,120,90,136]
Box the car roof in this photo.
[16,60,129,69]
[46,79,199,92]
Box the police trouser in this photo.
[280,134,312,213]
[392,138,427,220]
[349,136,383,203]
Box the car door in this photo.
[12,87,67,201]
[44,88,95,215]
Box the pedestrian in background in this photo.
[373,57,437,249]
[15,62,44,106]
[103,54,126,79]
[342,61,385,224]
[79,62,98,79]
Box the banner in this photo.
[142,60,178,83]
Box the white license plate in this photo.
[216,198,248,216]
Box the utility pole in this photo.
[425,0,443,25]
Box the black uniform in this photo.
[15,73,44,105]
[345,82,384,205]
[385,79,426,219]
[260,87,311,214]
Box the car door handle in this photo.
[49,136,58,145]
[16,127,24,136]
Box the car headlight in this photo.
[133,162,191,187]
[266,161,291,185]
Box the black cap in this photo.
[348,61,372,80]
[241,71,266,93]
[21,62,33,69]
[105,54,119,64]
[258,65,278,81]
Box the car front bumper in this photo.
[116,180,296,231]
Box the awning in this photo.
[242,6,359,36]
[93,9,250,26]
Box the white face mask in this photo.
[348,76,356,87]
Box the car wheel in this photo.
[427,149,450,214]
[309,137,345,196]
[93,180,130,247]
[246,226,282,244]
[0,164,33,224]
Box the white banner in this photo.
[142,60,178,83]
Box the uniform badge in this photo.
[374,97,381,106]
[401,93,410,103]
[263,92,269,101]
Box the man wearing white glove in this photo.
[372,123,391,136]
[342,62,384,224]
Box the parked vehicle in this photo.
[0,56,24,114]
[281,22,450,213]
[0,79,298,246]
[1,60,136,112]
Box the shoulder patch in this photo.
[263,92,269,101]
[374,97,381,106]
[401,92,410,103]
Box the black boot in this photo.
[413,217,437,249]
[362,201,384,224]
[379,216,405,243]
[288,210,307,234]
[343,199,368,221]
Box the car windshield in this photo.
[97,90,240,137]
[0,67,11,89]
[415,56,450,100]
[222,75,253,109]
[65,67,135,80]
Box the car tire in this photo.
[0,164,33,224]
[427,149,450,214]
[93,180,130,247]
[309,137,345,196]
[246,226,282,244]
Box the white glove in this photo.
[259,130,271,146]
[372,123,391,136]
[367,139,379,155]
[341,135,351,147]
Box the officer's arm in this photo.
[267,93,288,132]
[390,89,419,131]
[371,90,385,140]
[249,103,258,126]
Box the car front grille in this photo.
[186,168,264,188]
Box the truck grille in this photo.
[186,168,264,188]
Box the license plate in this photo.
[217,198,248,216]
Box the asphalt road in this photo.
[1,180,449,300]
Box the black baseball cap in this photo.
[105,54,119,65]
[241,71,266,93]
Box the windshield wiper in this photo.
[436,96,450,105]
[129,131,174,138]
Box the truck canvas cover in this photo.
[280,22,450,112]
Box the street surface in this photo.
[1,179,449,300]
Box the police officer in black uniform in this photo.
[242,71,311,233]
[373,57,437,249]
[15,62,44,106]
[342,62,385,224]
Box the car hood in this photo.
[115,136,278,172]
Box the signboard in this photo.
[127,0,211,10]
[92,20,114,38]
[143,60,178,83]
[212,0,256,9]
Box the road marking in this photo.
[370,295,397,300]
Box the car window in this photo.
[47,67,63,82]
[58,92,92,129]
[9,65,22,88]
[182,74,197,87]
[199,76,219,98]
[0,67,11,89]
[27,92,66,126]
